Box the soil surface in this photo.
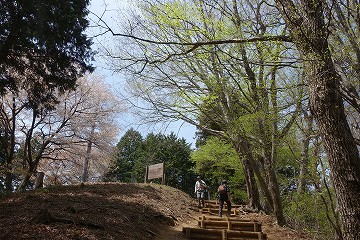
[0,183,313,239]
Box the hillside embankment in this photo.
[0,183,311,240]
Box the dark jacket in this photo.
[217,183,230,197]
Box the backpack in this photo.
[218,184,226,194]
[200,183,207,190]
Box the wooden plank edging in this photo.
[182,227,267,240]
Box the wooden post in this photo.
[227,221,232,230]
[253,222,258,232]
[222,229,228,240]
[144,165,148,183]
[185,228,191,237]
[161,164,165,184]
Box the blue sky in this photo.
[87,0,197,147]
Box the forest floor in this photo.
[0,183,314,240]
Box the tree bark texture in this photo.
[35,172,44,189]
[276,0,360,238]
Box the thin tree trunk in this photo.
[264,156,286,226]
[4,97,17,194]
[260,116,286,225]
[81,138,92,182]
[5,170,12,194]
[297,111,313,193]
[316,155,343,239]
[241,157,259,209]
[81,126,95,183]
[234,139,262,210]
[17,110,37,192]
[236,139,273,212]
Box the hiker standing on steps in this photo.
[217,180,231,217]
[194,176,207,208]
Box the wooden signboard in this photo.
[145,162,165,184]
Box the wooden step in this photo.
[198,216,255,222]
[198,220,262,232]
[183,227,267,240]
[206,204,243,208]
[203,200,242,209]
[200,207,237,215]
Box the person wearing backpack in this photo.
[217,180,231,217]
[194,176,207,208]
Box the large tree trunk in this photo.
[276,1,360,238]
[309,57,360,239]
[17,171,32,192]
[17,159,41,192]
[34,172,44,190]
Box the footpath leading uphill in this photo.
[183,200,267,240]
[0,183,311,240]
[154,192,312,240]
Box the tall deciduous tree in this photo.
[0,74,122,191]
[98,0,302,225]
[95,0,360,235]
[34,75,123,187]
[274,0,360,238]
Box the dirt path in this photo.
[155,211,202,240]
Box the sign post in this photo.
[145,162,165,184]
